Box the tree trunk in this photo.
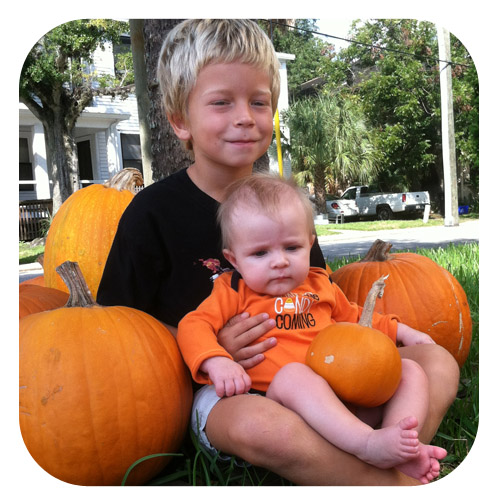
[130,19,154,187]
[143,19,192,181]
[313,166,327,214]
[42,112,80,213]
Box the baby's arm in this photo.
[200,356,252,398]
[397,323,435,346]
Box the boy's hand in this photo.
[397,323,436,346]
[218,313,277,370]
[201,356,252,397]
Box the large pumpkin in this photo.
[20,262,192,486]
[19,283,69,319]
[330,239,472,367]
[43,168,143,299]
[306,276,402,407]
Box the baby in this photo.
[177,173,446,483]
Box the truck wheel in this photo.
[377,206,393,220]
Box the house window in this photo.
[19,137,34,192]
[120,133,142,172]
[77,139,94,185]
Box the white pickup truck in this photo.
[325,185,430,221]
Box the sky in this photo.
[315,19,356,51]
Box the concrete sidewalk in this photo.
[19,262,43,284]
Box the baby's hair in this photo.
[218,173,315,250]
[157,19,281,150]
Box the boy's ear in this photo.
[222,249,238,270]
[167,114,192,142]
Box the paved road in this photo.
[318,219,479,260]
[19,220,479,283]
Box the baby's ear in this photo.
[223,248,238,270]
[167,114,192,142]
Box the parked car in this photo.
[325,186,430,221]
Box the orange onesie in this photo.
[177,267,400,392]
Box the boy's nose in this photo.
[234,104,255,127]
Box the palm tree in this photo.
[284,95,378,212]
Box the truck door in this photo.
[340,187,359,216]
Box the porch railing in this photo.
[19,199,53,241]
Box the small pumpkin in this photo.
[43,168,143,299]
[330,239,472,367]
[306,275,402,407]
[19,261,192,486]
[19,283,69,319]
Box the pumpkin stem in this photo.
[361,239,393,262]
[359,275,389,328]
[103,168,144,193]
[56,261,98,308]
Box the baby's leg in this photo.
[378,358,447,482]
[382,358,430,431]
[266,363,420,469]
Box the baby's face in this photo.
[223,203,314,296]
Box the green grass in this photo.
[314,213,478,237]
[136,242,479,486]
[19,241,45,265]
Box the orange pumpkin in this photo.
[306,276,402,407]
[20,262,192,486]
[19,275,45,287]
[43,168,143,299]
[19,284,69,319]
[330,240,472,367]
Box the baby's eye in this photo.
[254,250,267,257]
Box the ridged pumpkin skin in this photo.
[306,323,402,407]
[330,240,472,367]
[19,304,193,485]
[19,284,69,319]
[43,169,142,299]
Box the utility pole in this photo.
[438,27,459,227]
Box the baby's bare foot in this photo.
[360,416,420,469]
[397,443,447,484]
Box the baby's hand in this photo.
[201,356,252,397]
[396,323,436,346]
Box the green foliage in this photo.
[267,19,342,99]
[20,19,129,102]
[284,95,379,201]
[338,19,478,194]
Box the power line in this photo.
[264,19,472,69]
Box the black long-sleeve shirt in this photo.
[97,168,326,327]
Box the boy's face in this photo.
[171,62,274,172]
[223,199,315,296]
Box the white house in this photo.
[19,38,295,203]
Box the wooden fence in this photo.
[19,199,53,241]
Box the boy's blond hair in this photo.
[157,19,281,149]
[218,174,315,250]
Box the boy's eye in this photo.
[253,100,270,107]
